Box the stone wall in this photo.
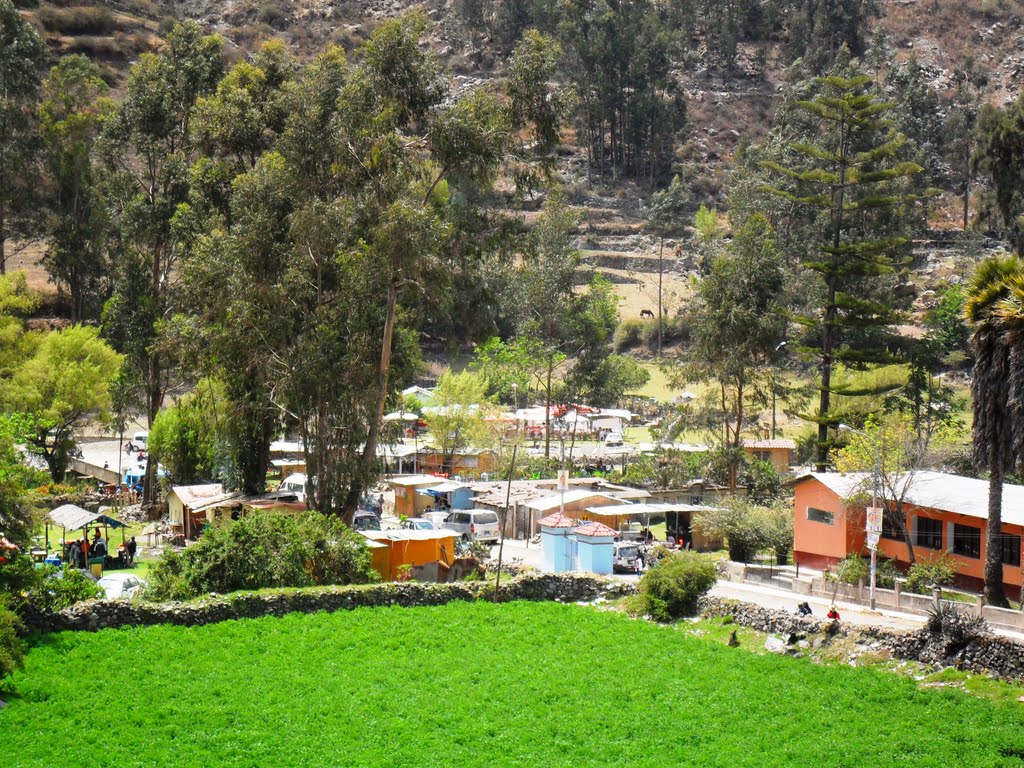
[21,574,636,634]
[698,596,1024,681]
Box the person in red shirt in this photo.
[827,606,841,620]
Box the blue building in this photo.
[572,521,616,575]
[539,512,577,573]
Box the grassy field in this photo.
[4,602,1024,767]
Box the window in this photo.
[915,517,943,550]
[473,512,498,524]
[754,450,772,463]
[1002,534,1021,567]
[952,523,982,559]
[807,507,834,525]
[881,508,905,542]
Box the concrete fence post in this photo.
[858,578,865,602]
[932,588,941,609]
[894,581,901,608]
[976,594,985,617]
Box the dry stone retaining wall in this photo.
[21,574,636,634]
[699,596,1024,681]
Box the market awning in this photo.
[47,504,126,530]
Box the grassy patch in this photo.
[4,602,1024,766]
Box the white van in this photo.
[278,473,307,502]
[132,431,148,447]
[444,509,500,543]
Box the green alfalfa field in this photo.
[3,601,1024,767]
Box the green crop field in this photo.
[3,602,1024,767]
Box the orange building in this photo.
[742,439,795,474]
[792,471,1024,596]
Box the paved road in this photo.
[491,538,1024,641]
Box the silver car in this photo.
[444,509,500,543]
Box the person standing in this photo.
[126,536,138,565]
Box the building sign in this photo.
[557,469,569,492]
[867,531,880,550]
[866,506,883,534]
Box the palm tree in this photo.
[964,254,1024,607]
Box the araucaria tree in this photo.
[762,62,927,470]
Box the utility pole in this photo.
[839,423,881,610]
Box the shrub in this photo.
[693,497,792,564]
[629,551,717,621]
[0,598,25,684]
[613,318,645,352]
[27,566,104,611]
[36,5,116,34]
[829,554,899,590]
[925,602,988,651]
[145,510,379,601]
[905,555,956,594]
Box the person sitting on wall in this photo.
[797,602,812,617]
[827,606,841,621]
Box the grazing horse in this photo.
[640,309,655,319]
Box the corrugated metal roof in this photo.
[524,491,623,512]
[793,471,1024,527]
[170,484,226,506]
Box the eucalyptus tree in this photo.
[38,55,113,321]
[0,0,47,274]
[99,22,224,503]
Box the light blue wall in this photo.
[451,487,473,510]
[576,535,614,575]
[541,527,573,572]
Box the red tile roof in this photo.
[538,512,577,529]
[742,439,795,450]
[573,521,618,538]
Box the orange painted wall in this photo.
[793,478,854,567]
[874,503,1024,591]
[793,479,1024,594]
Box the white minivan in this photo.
[444,509,500,543]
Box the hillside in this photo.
[11,0,1021,327]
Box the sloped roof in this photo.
[573,521,618,538]
[743,439,796,450]
[48,504,125,530]
[170,484,225,507]
[793,471,1024,528]
[537,512,577,529]
[524,490,623,512]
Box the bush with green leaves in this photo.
[628,550,717,621]
[828,554,900,590]
[145,510,379,601]
[27,566,105,611]
[0,597,24,684]
[693,497,792,563]
[905,555,956,594]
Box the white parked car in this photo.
[605,432,624,446]
[97,573,146,600]
[444,509,500,543]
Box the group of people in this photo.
[65,530,138,569]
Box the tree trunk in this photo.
[895,501,916,566]
[962,185,969,232]
[544,354,553,460]
[985,463,1009,607]
[817,125,847,471]
[657,236,664,357]
[345,275,400,524]
[0,199,6,275]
